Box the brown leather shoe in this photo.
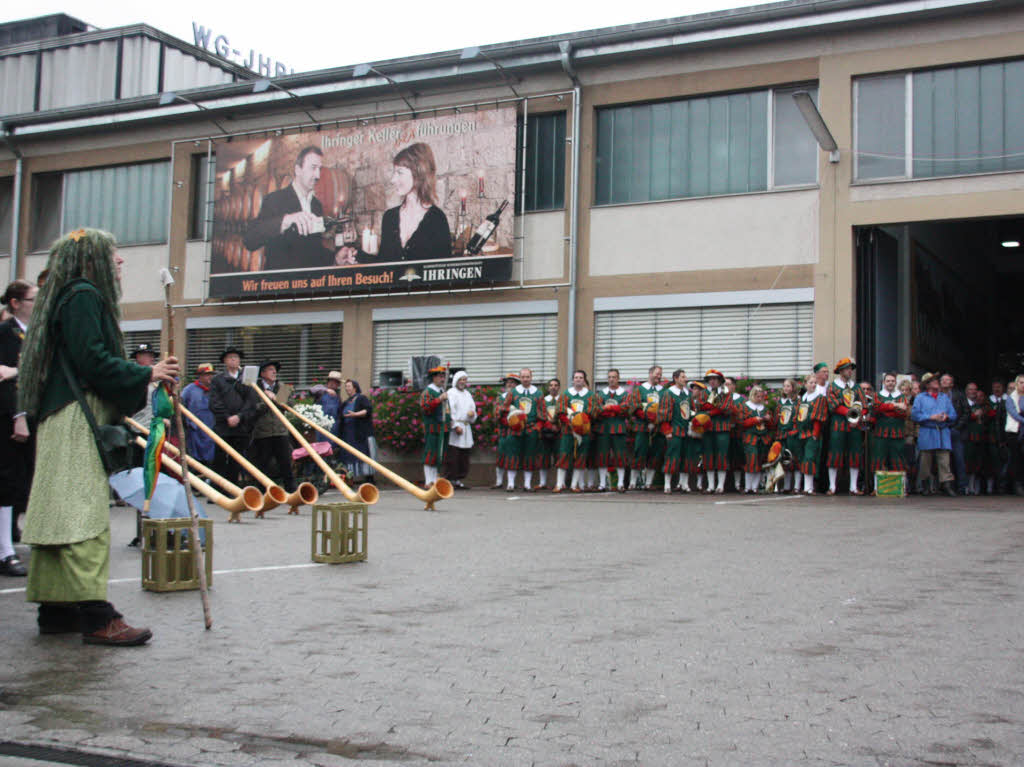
[82,617,152,646]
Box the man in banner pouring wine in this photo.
[244,146,351,271]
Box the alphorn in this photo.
[125,417,269,521]
[131,435,263,523]
[178,404,289,516]
[280,401,453,511]
[249,383,379,505]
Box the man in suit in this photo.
[208,347,259,486]
[244,146,345,271]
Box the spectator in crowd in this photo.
[209,347,258,486]
[898,378,919,493]
[17,228,178,645]
[444,371,477,489]
[0,279,37,576]
[1005,374,1024,496]
[912,372,957,497]
[180,363,216,465]
[940,372,969,494]
[310,371,344,438]
[248,361,296,494]
[338,379,375,484]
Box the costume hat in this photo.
[196,363,214,374]
[704,369,725,381]
[258,360,281,374]
[220,346,244,363]
[834,357,857,373]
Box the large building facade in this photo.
[2,0,1022,389]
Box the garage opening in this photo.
[855,217,1024,387]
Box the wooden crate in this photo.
[875,471,907,498]
[311,502,367,564]
[141,518,213,592]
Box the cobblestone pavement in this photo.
[1,488,1022,766]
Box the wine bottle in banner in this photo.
[464,199,508,255]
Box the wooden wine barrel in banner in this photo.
[315,166,354,218]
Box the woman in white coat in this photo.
[444,371,477,489]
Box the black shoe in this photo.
[127,537,141,548]
[1,554,26,577]
[941,482,957,498]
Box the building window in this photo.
[593,302,814,382]
[61,161,171,246]
[186,322,342,387]
[594,87,818,205]
[516,112,566,212]
[0,177,13,256]
[190,153,215,241]
[373,314,558,388]
[855,59,1024,181]
[30,173,64,253]
[123,329,162,358]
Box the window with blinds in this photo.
[62,161,170,246]
[373,314,557,387]
[123,329,161,358]
[593,303,813,382]
[185,323,342,386]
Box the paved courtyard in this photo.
[1,487,1022,766]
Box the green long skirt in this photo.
[23,393,116,604]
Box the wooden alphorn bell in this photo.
[125,417,265,523]
[249,383,379,505]
[178,404,304,517]
[130,435,263,523]
[280,401,453,510]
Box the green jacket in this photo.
[34,279,151,423]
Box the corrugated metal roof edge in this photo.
[0,0,1011,138]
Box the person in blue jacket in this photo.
[912,372,958,496]
[180,362,216,464]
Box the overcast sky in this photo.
[8,1,750,74]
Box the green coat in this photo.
[31,279,151,423]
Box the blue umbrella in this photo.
[110,468,208,544]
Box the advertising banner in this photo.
[209,108,517,298]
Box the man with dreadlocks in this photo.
[18,228,179,646]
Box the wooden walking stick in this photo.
[160,268,212,629]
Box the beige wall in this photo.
[589,190,819,276]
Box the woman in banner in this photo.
[18,228,179,646]
[365,142,452,264]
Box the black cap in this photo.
[259,360,281,374]
[220,347,244,363]
[130,343,157,359]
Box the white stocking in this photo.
[556,468,567,489]
[598,467,609,488]
[828,467,838,492]
[849,468,860,492]
[523,471,533,490]
[0,506,14,559]
[745,472,760,492]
